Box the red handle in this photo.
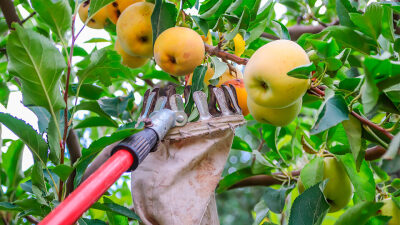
[39,150,134,225]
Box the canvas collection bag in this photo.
[84,115,245,225]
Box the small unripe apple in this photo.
[222,79,249,116]
[187,66,243,87]
[154,27,205,76]
[116,2,154,57]
[78,0,109,29]
[247,97,301,126]
[106,0,144,24]
[298,157,353,213]
[115,39,149,68]
[380,199,400,225]
[244,40,310,109]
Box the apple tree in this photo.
[0,0,399,224]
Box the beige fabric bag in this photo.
[131,115,245,225]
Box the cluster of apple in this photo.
[243,40,310,127]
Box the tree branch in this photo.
[25,215,39,224]
[0,0,21,30]
[261,19,339,41]
[228,145,392,190]
[65,129,81,196]
[204,43,248,65]
[21,12,36,24]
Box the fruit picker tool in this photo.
[39,84,245,225]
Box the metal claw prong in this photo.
[221,84,242,114]
[208,85,221,117]
[165,85,176,109]
[153,96,168,113]
[213,87,233,116]
[169,94,187,126]
[193,91,212,121]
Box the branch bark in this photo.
[0,0,21,30]
[65,129,81,196]
[204,43,248,65]
[261,20,339,41]
[228,145,391,190]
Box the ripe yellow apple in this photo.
[154,27,205,76]
[78,1,109,29]
[380,199,400,225]
[222,79,249,116]
[116,2,154,57]
[115,39,149,68]
[187,67,243,87]
[244,40,311,109]
[247,97,301,126]
[106,0,144,24]
[298,157,353,213]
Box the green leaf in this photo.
[383,132,400,160]
[77,49,131,86]
[98,92,134,118]
[272,20,290,40]
[382,6,395,42]
[141,70,179,84]
[362,58,381,114]
[69,83,105,100]
[210,56,228,80]
[192,16,209,35]
[263,185,294,213]
[52,164,73,182]
[323,26,377,54]
[74,116,118,129]
[336,0,358,27]
[151,0,177,45]
[342,115,363,170]
[88,0,113,18]
[47,112,62,164]
[0,112,48,163]
[0,81,10,106]
[217,167,257,193]
[185,65,207,114]
[308,38,340,58]
[7,24,65,112]
[311,95,349,135]
[334,201,383,225]
[288,182,330,225]
[0,202,22,211]
[287,62,316,79]
[84,38,110,43]
[253,200,269,225]
[199,0,231,19]
[31,0,72,39]
[225,7,250,40]
[3,140,24,187]
[79,218,108,225]
[92,197,140,220]
[349,3,383,40]
[28,106,51,134]
[300,157,324,189]
[76,101,113,119]
[337,154,375,202]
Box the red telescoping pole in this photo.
[39,150,134,225]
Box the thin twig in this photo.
[204,43,248,65]
[25,215,39,224]
[21,12,36,24]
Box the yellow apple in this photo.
[298,157,353,213]
[247,97,301,126]
[222,79,249,116]
[115,39,149,68]
[106,0,144,24]
[380,199,400,225]
[116,2,154,57]
[187,66,243,87]
[154,27,205,76]
[78,1,109,29]
[244,40,310,109]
